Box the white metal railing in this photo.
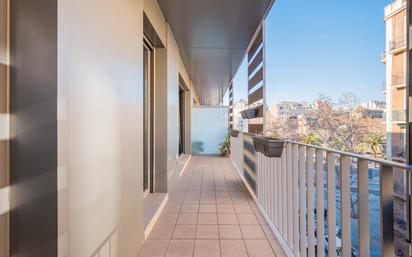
[230,132,412,257]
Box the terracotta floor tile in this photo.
[157,213,179,224]
[181,204,199,213]
[196,225,219,239]
[194,240,220,257]
[217,204,235,213]
[237,213,259,225]
[240,225,266,239]
[137,240,169,257]
[148,224,174,239]
[165,240,194,257]
[199,204,217,213]
[172,225,196,239]
[177,213,198,224]
[219,225,242,239]
[197,213,218,224]
[234,204,253,214]
[220,240,248,257]
[217,213,238,225]
[244,239,276,257]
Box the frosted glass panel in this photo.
[192,107,229,155]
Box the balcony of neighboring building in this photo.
[388,35,407,54]
[381,51,387,63]
[392,74,406,88]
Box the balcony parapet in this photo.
[384,0,406,20]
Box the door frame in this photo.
[143,36,154,198]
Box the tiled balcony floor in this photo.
[138,156,286,257]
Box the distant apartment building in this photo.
[270,101,313,121]
[233,99,249,132]
[361,100,386,119]
[383,0,407,160]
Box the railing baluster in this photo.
[292,144,299,255]
[316,150,325,257]
[380,164,394,257]
[282,149,287,237]
[327,152,337,257]
[287,143,293,247]
[307,147,315,257]
[257,153,261,201]
[274,157,278,226]
[270,157,275,221]
[299,146,307,257]
[341,156,352,257]
[278,156,282,232]
[266,155,270,218]
[358,159,370,257]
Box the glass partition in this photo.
[191,107,229,155]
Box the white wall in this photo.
[167,25,181,175]
[57,0,144,257]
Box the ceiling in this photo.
[157,0,273,106]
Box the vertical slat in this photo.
[327,153,337,257]
[306,148,315,257]
[262,154,265,205]
[282,151,287,237]
[274,157,278,226]
[316,150,325,257]
[341,156,352,257]
[380,164,394,257]
[270,157,274,221]
[358,159,370,257]
[287,143,293,247]
[257,154,260,200]
[263,157,270,215]
[292,144,299,255]
[299,146,307,257]
[277,157,282,231]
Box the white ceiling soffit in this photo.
[157,0,273,106]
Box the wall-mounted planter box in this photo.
[252,135,285,158]
[230,130,239,137]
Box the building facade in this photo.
[383,0,407,160]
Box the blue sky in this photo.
[232,0,392,105]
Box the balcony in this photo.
[2,0,412,257]
[381,51,387,63]
[392,74,406,88]
[388,36,406,53]
[385,109,407,123]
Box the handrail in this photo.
[237,131,412,170]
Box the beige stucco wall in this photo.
[57,0,144,256]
